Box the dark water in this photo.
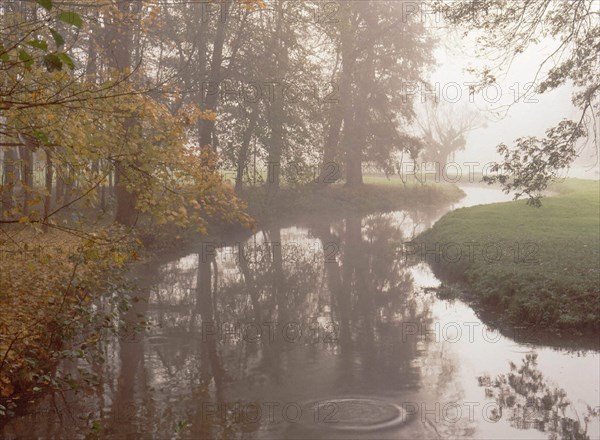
[2,187,599,439]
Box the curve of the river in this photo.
[2,185,598,440]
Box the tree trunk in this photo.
[1,147,17,218]
[345,45,374,188]
[108,168,114,196]
[235,106,258,192]
[266,105,284,190]
[337,4,364,187]
[18,146,33,215]
[63,167,73,206]
[101,184,106,212]
[266,2,288,191]
[196,253,225,399]
[345,155,363,186]
[110,0,139,227]
[199,0,233,149]
[43,149,53,232]
[54,164,64,205]
[316,103,343,185]
[114,162,137,227]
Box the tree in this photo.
[435,0,600,205]
[211,1,326,192]
[415,100,482,172]
[333,0,435,186]
[0,0,253,232]
[106,0,139,227]
[0,0,81,223]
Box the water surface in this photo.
[2,186,598,440]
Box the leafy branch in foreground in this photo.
[436,0,599,205]
[1,0,81,74]
[483,120,587,206]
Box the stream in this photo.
[2,185,598,439]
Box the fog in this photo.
[431,31,595,174]
[1,1,599,439]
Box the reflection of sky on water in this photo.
[2,187,598,440]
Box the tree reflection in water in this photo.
[0,205,448,439]
[181,213,435,437]
[478,353,599,440]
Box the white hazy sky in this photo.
[427,27,598,176]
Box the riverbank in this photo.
[143,179,465,253]
[243,179,464,223]
[0,228,136,418]
[415,179,600,335]
[0,179,463,417]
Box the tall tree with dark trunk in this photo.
[265,1,289,191]
[338,3,361,187]
[235,103,259,192]
[108,1,139,227]
[334,1,434,186]
[199,0,234,150]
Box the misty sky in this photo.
[431,29,597,175]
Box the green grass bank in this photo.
[416,179,600,334]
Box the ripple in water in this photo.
[300,398,408,431]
